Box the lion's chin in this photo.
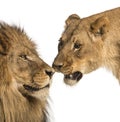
[30,88,49,100]
[18,84,50,100]
[64,71,83,86]
[23,84,50,92]
[23,84,50,99]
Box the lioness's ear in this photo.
[90,16,110,36]
[65,14,80,26]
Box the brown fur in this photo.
[53,7,120,85]
[0,22,54,122]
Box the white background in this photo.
[1,1,120,122]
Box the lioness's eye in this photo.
[58,39,64,51]
[58,41,63,47]
[74,43,81,49]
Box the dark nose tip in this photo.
[45,70,54,78]
[52,63,63,71]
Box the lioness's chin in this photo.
[64,71,83,86]
[64,78,78,86]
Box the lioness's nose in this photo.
[52,63,63,71]
[45,70,54,78]
[52,52,64,71]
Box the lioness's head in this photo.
[53,14,109,86]
[0,22,54,99]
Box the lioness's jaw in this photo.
[64,79,78,86]
[64,71,83,86]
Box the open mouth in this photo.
[23,84,50,92]
[64,71,83,82]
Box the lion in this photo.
[52,7,120,86]
[0,22,54,122]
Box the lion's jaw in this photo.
[13,77,51,100]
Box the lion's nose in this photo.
[45,70,54,78]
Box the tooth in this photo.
[70,75,73,78]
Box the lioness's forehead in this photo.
[62,21,81,41]
[62,22,87,42]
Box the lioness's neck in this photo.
[102,40,120,81]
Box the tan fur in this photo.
[53,7,120,85]
[0,22,54,122]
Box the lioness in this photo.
[53,7,120,86]
[0,22,54,122]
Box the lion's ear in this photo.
[90,16,110,36]
[65,14,80,26]
[0,39,9,56]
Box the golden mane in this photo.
[0,22,54,122]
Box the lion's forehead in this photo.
[0,23,36,48]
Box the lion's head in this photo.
[0,22,54,99]
[53,14,109,86]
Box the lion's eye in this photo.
[19,54,28,60]
[74,43,82,49]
